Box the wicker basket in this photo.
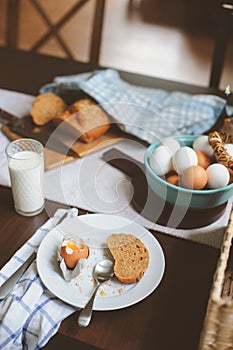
[198,205,233,350]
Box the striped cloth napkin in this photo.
[0,208,78,350]
[40,68,227,144]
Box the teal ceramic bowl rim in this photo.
[145,134,233,195]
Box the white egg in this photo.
[149,145,172,176]
[206,163,230,189]
[193,135,213,157]
[172,146,198,174]
[162,138,180,156]
[224,143,233,157]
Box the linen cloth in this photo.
[40,68,226,144]
[0,208,78,350]
[0,80,231,249]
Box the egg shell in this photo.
[195,150,211,169]
[162,138,181,156]
[60,240,89,269]
[206,163,230,189]
[193,135,213,157]
[181,165,208,190]
[172,146,198,175]
[149,145,172,176]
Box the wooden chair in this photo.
[5,0,106,66]
[209,2,233,89]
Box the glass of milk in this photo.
[5,139,45,216]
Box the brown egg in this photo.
[165,168,177,178]
[227,167,233,184]
[60,240,89,269]
[195,150,211,169]
[170,165,176,173]
[181,165,208,190]
[166,174,180,187]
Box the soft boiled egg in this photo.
[60,240,89,269]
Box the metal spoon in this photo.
[77,259,114,327]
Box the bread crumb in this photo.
[118,288,125,294]
[99,290,106,296]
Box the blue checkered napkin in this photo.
[0,208,78,350]
[40,69,226,144]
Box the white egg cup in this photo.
[58,251,87,281]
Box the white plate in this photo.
[37,214,165,310]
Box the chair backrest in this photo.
[209,2,233,89]
[5,0,105,67]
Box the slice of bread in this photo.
[106,233,149,284]
[30,93,67,125]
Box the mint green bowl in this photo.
[144,135,233,209]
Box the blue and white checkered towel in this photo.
[0,208,78,350]
[40,69,226,144]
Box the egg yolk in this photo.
[65,242,80,250]
[60,240,89,269]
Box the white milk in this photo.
[8,150,44,215]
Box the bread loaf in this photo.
[106,233,149,284]
[53,98,110,143]
[30,93,67,125]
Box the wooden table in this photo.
[0,47,224,350]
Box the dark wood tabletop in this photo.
[0,46,223,350]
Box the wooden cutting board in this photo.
[2,123,124,170]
